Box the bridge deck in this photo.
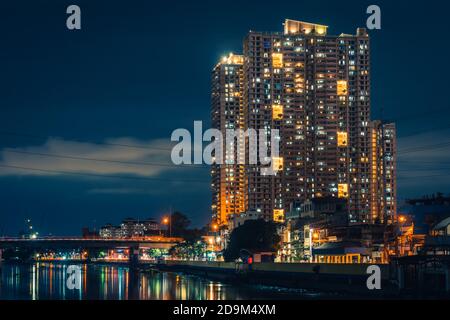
[0,237,182,249]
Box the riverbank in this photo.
[152,260,398,298]
[4,258,394,297]
[5,259,448,298]
[4,258,395,296]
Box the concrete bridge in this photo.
[0,236,181,250]
[0,236,182,266]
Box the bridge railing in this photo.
[0,236,183,242]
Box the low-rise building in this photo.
[280,198,349,262]
[142,218,161,236]
[121,218,145,238]
[99,224,122,239]
[99,217,162,239]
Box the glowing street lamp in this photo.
[162,216,171,237]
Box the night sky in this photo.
[1,0,449,235]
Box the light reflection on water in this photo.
[0,262,311,300]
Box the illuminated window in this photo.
[272,104,283,120]
[272,53,283,68]
[316,26,326,35]
[272,157,284,172]
[338,184,349,198]
[337,80,348,96]
[337,132,348,147]
[273,209,285,223]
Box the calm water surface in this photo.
[0,262,327,300]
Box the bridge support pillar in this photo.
[129,246,140,268]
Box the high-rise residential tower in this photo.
[370,121,397,224]
[211,54,246,225]
[211,19,396,227]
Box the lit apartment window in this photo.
[337,132,348,147]
[272,53,283,68]
[272,104,283,120]
[272,157,284,172]
[273,209,285,223]
[338,183,349,198]
[337,80,348,96]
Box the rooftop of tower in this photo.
[283,19,328,35]
[216,53,244,67]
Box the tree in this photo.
[223,219,281,262]
[182,228,204,243]
[170,211,191,237]
[169,240,207,260]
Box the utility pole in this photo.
[169,206,172,238]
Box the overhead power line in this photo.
[1,149,208,170]
[0,164,209,184]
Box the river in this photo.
[0,262,330,300]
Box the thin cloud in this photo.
[0,137,177,177]
[87,188,163,195]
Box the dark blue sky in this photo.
[1,0,450,235]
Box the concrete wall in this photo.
[163,260,389,279]
[253,262,389,279]
[165,260,236,270]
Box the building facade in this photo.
[99,218,161,239]
[211,54,246,225]
[99,223,122,239]
[211,19,396,229]
[371,121,397,224]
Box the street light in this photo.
[162,216,171,237]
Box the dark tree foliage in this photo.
[183,228,204,243]
[223,219,281,262]
[168,212,206,243]
[170,211,191,237]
